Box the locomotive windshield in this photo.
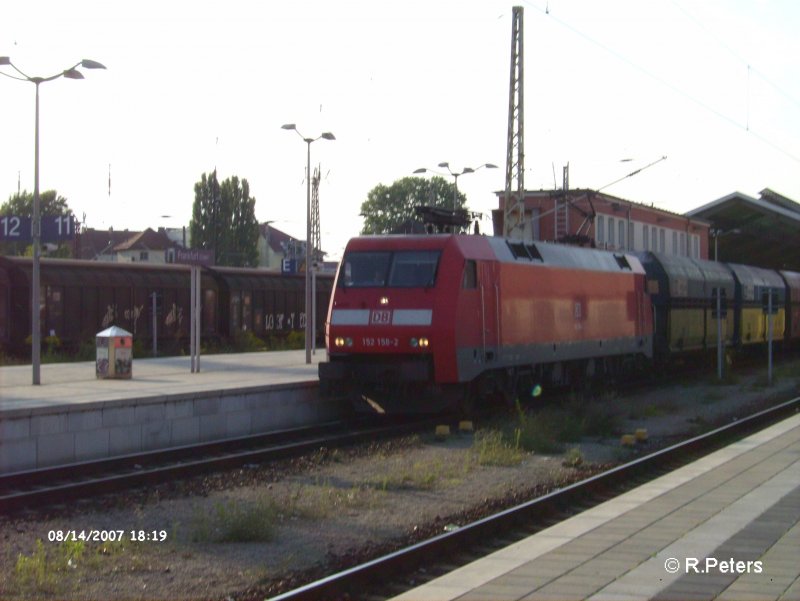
[341,250,440,288]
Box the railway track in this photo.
[0,416,443,514]
[268,395,800,601]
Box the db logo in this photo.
[370,310,392,325]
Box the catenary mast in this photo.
[503,6,526,239]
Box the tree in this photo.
[1,190,74,257]
[359,176,466,235]
[190,170,259,267]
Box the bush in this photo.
[513,400,621,455]
[233,330,266,352]
[473,430,524,466]
[191,497,278,543]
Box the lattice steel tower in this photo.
[310,165,321,267]
[503,6,526,239]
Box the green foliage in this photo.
[233,330,267,352]
[472,429,524,466]
[15,539,85,592]
[191,497,279,542]
[368,456,472,491]
[512,400,621,455]
[563,447,585,467]
[284,480,384,519]
[190,170,259,267]
[513,404,564,454]
[359,176,466,235]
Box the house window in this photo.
[596,216,605,245]
[530,208,541,241]
[643,225,649,251]
[140,251,149,261]
[618,221,626,250]
[672,231,678,254]
[660,229,666,253]
[680,232,686,256]
[608,217,615,246]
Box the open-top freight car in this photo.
[0,256,333,357]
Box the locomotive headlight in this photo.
[379,296,389,305]
[334,337,354,348]
[411,337,430,348]
[335,337,345,347]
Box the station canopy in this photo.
[686,188,800,271]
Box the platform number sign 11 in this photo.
[0,215,76,243]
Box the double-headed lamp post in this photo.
[710,227,740,381]
[413,162,497,210]
[0,57,106,385]
[281,124,335,365]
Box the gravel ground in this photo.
[1,360,798,601]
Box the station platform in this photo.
[394,412,800,601]
[0,351,342,474]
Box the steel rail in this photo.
[269,395,800,601]
[0,416,440,513]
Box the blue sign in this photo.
[0,216,31,242]
[0,215,76,243]
[281,259,297,274]
[42,215,76,242]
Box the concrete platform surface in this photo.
[0,350,322,416]
[0,351,334,473]
[393,412,800,601]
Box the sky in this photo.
[1,0,799,261]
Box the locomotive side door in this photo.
[479,260,500,363]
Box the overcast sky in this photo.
[2,0,798,260]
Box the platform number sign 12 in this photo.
[0,216,31,242]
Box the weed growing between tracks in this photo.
[510,398,624,454]
[191,497,280,543]
[13,538,153,597]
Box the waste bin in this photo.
[96,326,133,379]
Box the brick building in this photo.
[493,189,710,260]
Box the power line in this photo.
[520,0,800,164]
[667,0,800,111]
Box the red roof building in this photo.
[493,189,710,260]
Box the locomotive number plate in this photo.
[370,309,392,325]
[361,337,400,348]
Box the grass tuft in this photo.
[191,497,279,543]
[472,430,524,466]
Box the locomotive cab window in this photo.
[341,250,440,288]
[388,251,439,287]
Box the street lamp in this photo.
[281,123,335,365]
[709,227,740,381]
[1,57,106,385]
[710,227,741,262]
[413,162,497,210]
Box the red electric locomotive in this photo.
[319,234,653,413]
